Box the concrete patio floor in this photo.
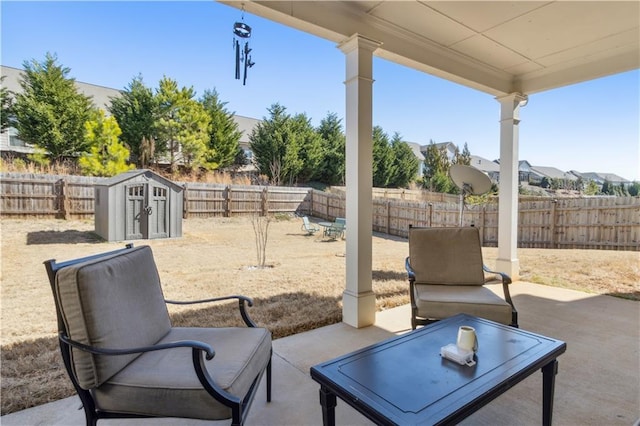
[2,282,638,426]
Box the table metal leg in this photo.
[319,386,337,426]
[542,359,559,426]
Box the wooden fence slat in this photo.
[1,173,638,251]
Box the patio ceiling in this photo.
[219,1,640,96]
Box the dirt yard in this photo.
[0,216,638,414]
[2,216,638,346]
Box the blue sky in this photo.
[2,1,638,181]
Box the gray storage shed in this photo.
[94,169,183,241]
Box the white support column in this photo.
[495,93,527,280]
[338,34,381,328]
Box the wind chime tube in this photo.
[235,39,240,80]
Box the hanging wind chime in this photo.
[233,9,254,86]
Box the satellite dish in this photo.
[449,165,492,226]
[449,164,492,195]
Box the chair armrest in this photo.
[482,264,512,285]
[482,265,516,313]
[59,332,216,360]
[165,295,258,327]
[405,257,416,281]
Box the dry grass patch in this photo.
[1,217,638,414]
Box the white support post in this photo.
[495,93,527,280]
[338,34,381,328]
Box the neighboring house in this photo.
[469,155,500,183]
[517,160,534,183]
[529,165,579,187]
[0,65,261,168]
[571,171,630,186]
[405,141,426,177]
[233,115,260,171]
[420,141,457,162]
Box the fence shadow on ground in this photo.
[26,230,103,245]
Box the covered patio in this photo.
[2,281,638,425]
[2,3,637,424]
[219,0,639,328]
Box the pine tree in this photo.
[78,110,134,177]
[316,112,345,185]
[154,76,210,172]
[1,76,13,132]
[389,133,419,188]
[372,126,395,188]
[422,140,455,192]
[108,75,157,167]
[250,103,291,185]
[291,113,323,183]
[200,89,242,170]
[12,53,95,162]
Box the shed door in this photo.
[148,183,169,239]
[125,184,146,240]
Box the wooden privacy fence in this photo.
[182,182,311,218]
[307,190,640,251]
[1,173,638,250]
[0,173,311,220]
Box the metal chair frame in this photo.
[44,244,271,426]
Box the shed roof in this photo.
[96,169,183,190]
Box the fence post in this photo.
[479,204,486,245]
[182,183,189,219]
[224,185,232,217]
[58,179,71,220]
[386,200,391,234]
[261,187,268,216]
[550,199,558,249]
[326,193,330,220]
[428,202,433,227]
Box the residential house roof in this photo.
[470,155,500,173]
[530,166,578,181]
[1,65,121,112]
[571,171,630,184]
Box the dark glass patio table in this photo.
[310,314,566,425]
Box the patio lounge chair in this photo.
[405,226,518,330]
[44,244,272,426]
[301,216,320,235]
[324,219,345,240]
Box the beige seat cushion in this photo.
[94,327,272,420]
[408,227,485,285]
[55,246,171,389]
[414,283,512,324]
